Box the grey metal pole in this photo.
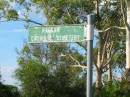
[86,14,95,97]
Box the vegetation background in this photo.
[0,0,130,97]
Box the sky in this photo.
[0,21,27,86]
[0,2,46,86]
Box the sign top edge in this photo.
[28,24,85,29]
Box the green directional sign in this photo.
[28,24,85,43]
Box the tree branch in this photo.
[96,26,126,33]
[120,0,127,25]
[70,65,87,69]
[66,7,75,24]
[68,54,81,66]
[61,53,86,69]
[102,48,120,70]
[19,18,43,26]
[101,31,110,64]
[76,42,87,51]
[0,18,43,26]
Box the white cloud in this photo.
[1,65,20,86]
[18,8,28,19]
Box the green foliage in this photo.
[93,81,130,97]
[0,69,20,97]
[0,83,20,97]
[6,9,18,20]
[0,0,8,10]
[16,58,86,97]
[16,59,51,97]
[15,0,25,4]
[16,43,86,97]
[0,0,19,21]
[31,0,95,24]
[12,0,128,97]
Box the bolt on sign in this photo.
[28,24,86,43]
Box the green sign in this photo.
[28,24,85,43]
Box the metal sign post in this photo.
[86,14,95,97]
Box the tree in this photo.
[11,0,127,91]
[125,0,130,81]
[16,43,86,97]
[92,0,126,89]
[0,0,18,21]
[1,0,129,96]
[0,71,20,97]
[0,83,20,97]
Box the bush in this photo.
[93,81,130,97]
[0,83,20,97]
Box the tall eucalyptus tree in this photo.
[125,0,130,80]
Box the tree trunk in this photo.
[95,0,99,16]
[108,64,112,82]
[125,0,130,80]
[96,49,102,88]
[125,68,130,81]
[107,51,112,82]
[96,68,102,88]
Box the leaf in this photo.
[6,9,18,20]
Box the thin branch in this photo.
[19,18,43,26]
[76,42,87,51]
[102,48,120,70]
[0,18,43,26]
[66,7,75,24]
[68,54,81,66]
[96,26,126,33]
[120,0,127,25]
[101,31,110,64]
[61,53,86,69]
[70,65,87,69]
